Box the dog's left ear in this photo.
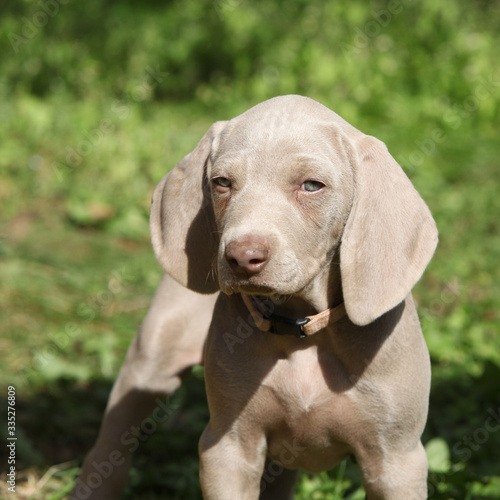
[340,136,438,326]
[150,121,228,293]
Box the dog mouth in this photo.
[221,278,275,296]
[219,269,300,300]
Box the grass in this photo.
[1,0,500,498]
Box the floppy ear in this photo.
[150,121,228,293]
[340,136,438,326]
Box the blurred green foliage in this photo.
[0,0,499,498]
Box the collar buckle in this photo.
[265,313,310,339]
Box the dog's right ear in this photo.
[150,121,228,293]
[340,135,438,326]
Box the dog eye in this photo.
[212,177,232,188]
[301,180,324,192]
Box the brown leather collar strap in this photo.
[241,294,347,337]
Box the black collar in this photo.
[241,295,347,339]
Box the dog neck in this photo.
[242,294,346,338]
[241,260,346,338]
[241,251,346,338]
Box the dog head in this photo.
[151,95,438,325]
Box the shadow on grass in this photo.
[1,379,112,470]
[424,360,500,499]
[124,372,208,500]
[0,373,208,499]
[3,361,499,499]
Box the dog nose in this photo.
[225,237,270,276]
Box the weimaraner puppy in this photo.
[71,95,437,500]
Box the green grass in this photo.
[1,0,500,498]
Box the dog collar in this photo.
[241,294,346,339]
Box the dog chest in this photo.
[253,349,358,471]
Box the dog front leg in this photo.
[358,442,428,500]
[199,425,267,500]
